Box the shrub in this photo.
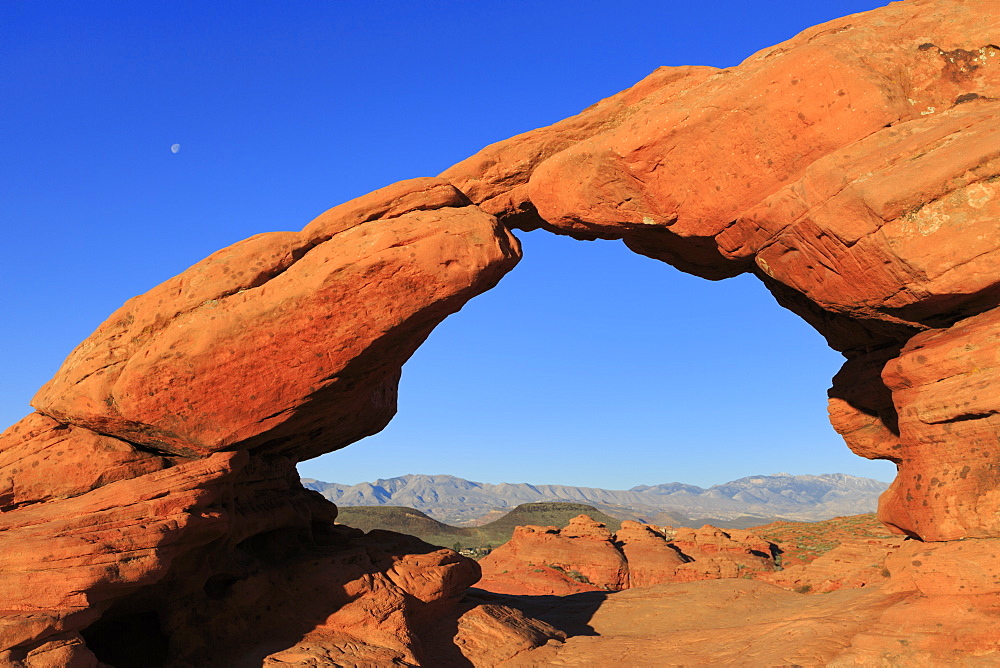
[547,564,592,584]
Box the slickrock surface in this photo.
[477,516,777,595]
[753,513,898,566]
[752,513,905,593]
[491,541,1000,666]
[757,536,904,593]
[4,0,1000,663]
[484,515,996,665]
[498,580,912,667]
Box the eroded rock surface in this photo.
[476,517,629,596]
[477,516,777,595]
[758,536,904,594]
[498,580,913,667]
[31,178,517,461]
[0,178,540,666]
[3,0,1000,663]
[482,533,1000,666]
[445,0,1000,542]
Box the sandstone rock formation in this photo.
[477,516,777,595]
[476,518,629,596]
[666,526,778,583]
[758,536,904,593]
[0,179,552,666]
[30,178,517,462]
[3,0,1000,663]
[499,579,915,667]
[498,543,1000,667]
[444,0,1000,544]
[615,521,689,589]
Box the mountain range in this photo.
[335,502,623,551]
[301,473,890,527]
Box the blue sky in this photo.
[2,0,897,489]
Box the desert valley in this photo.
[314,475,910,663]
[304,472,888,527]
[321,473,902,594]
[4,0,1000,664]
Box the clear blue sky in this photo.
[2,0,897,489]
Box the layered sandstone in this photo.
[444,0,1000,542]
[615,521,689,589]
[3,0,1000,663]
[30,178,517,461]
[0,179,549,666]
[476,518,629,596]
[477,516,777,595]
[758,536,905,594]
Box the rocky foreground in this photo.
[461,513,931,665]
[489,580,920,666]
[473,513,906,595]
[3,0,1000,664]
[470,514,972,665]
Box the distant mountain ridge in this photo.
[335,502,623,551]
[302,473,889,526]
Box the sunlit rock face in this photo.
[2,0,1000,664]
[0,178,540,666]
[476,516,778,595]
[444,0,1000,543]
[31,178,518,461]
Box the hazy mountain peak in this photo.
[305,472,889,525]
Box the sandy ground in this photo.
[473,580,908,666]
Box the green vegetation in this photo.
[549,564,591,584]
[335,502,622,553]
[475,502,621,542]
[751,513,895,567]
[335,506,467,549]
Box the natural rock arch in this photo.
[3,0,1000,664]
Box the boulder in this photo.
[478,522,628,594]
[615,521,687,589]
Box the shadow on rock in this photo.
[466,589,609,638]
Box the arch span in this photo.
[2,0,1000,663]
[440,0,1000,543]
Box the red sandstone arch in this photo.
[3,0,1000,664]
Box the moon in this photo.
[170,143,180,154]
